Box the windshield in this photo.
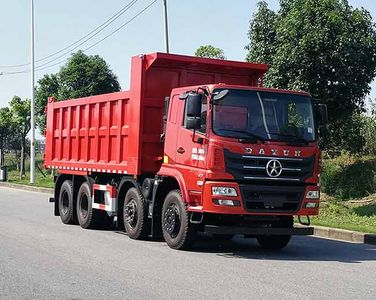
[212,89,315,142]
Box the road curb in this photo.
[310,225,376,245]
[0,182,53,194]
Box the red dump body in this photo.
[44,53,268,175]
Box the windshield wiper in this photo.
[217,129,265,143]
[269,132,309,144]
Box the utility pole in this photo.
[163,0,170,53]
[30,0,35,184]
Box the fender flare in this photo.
[157,165,189,202]
[118,176,142,199]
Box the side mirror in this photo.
[186,118,201,130]
[185,93,203,130]
[212,89,229,102]
[317,104,328,138]
[186,93,203,117]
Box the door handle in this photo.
[177,147,185,154]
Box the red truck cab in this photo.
[45,53,328,250]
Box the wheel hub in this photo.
[125,199,137,227]
[163,204,180,237]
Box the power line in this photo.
[82,0,157,53]
[0,0,157,76]
[0,0,139,69]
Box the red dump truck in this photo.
[45,52,328,250]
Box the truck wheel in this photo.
[162,190,196,250]
[123,188,148,239]
[256,235,291,250]
[76,181,101,229]
[58,180,76,224]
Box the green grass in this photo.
[7,169,54,188]
[310,198,376,234]
[4,153,54,188]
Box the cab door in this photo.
[164,93,181,164]
[174,95,208,171]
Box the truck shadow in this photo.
[191,235,376,263]
[110,225,376,263]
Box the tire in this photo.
[212,234,235,241]
[76,181,102,229]
[58,180,76,224]
[256,235,291,250]
[123,188,148,239]
[162,190,196,250]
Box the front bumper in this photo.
[190,181,320,216]
[205,225,314,236]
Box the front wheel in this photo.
[162,190,196,250]
[256,235,291,250]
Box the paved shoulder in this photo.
[0,188,375,299]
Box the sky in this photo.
[1,0,376,114]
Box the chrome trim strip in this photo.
[243,166,265,170]
[242,155,303,162]
[243,176,300,182]
[283,167,302,171]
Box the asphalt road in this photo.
[0,187,375,300]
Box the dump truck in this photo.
[45,52,328,250]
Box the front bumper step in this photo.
[204,225,314,236]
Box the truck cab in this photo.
[158,83,327,248]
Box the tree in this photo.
[0,107,12,166]
[245,1,277,64]
[195,45,226,59]
[10,96,31,179]
[35,51,121,133]
[58,51,121,100]
[35,74,59,134]
[246,0,376,148]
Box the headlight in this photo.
[304,201,319,208]
[306,190,320,199]
[212,187,237,197]
[213,199,241,206]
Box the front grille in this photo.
[239,184,305,213]
[224,149,314,183]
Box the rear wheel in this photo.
[58,180,76,224]
[256,235,291,250]
[77,181,112,229]
[123,188,148,239]
[162,190,196,250]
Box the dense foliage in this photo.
[321,153,376,199]
[246,0,376,150]
[0,107,12,152]
[195,45,226,59]
[9,96,31,178]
